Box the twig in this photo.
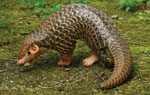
[37,85,50,89]
[95,71,105,82]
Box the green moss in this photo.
[0,0,150,95]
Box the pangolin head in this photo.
[17,37,39,66]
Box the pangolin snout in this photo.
[17,60,25,66]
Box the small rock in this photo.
[119,17,123,19]
[40,82,43,85]
[10,80,14,84]
[19,21,23,24]
[112,15,119,19]
[5,63,10,67]
[60,80,65,83]
[64,68,70,71]
[93,89,98,93]
[6,77,9,80]
[24,63,30,66]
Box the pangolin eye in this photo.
[27,51,31,55]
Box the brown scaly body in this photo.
[18,4,132,89]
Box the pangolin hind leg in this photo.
[82,52,99,66]
[82,51,114,67]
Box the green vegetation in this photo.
[17,0,89,20]
[0,0,150,95]
[0,21,6,28]
[71,0,89,4]
[17,0,61,20]
[120,0,150,11]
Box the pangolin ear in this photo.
[30,44,39,54]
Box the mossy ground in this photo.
[0,0,150,95]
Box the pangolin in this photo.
[17,4,132,89]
